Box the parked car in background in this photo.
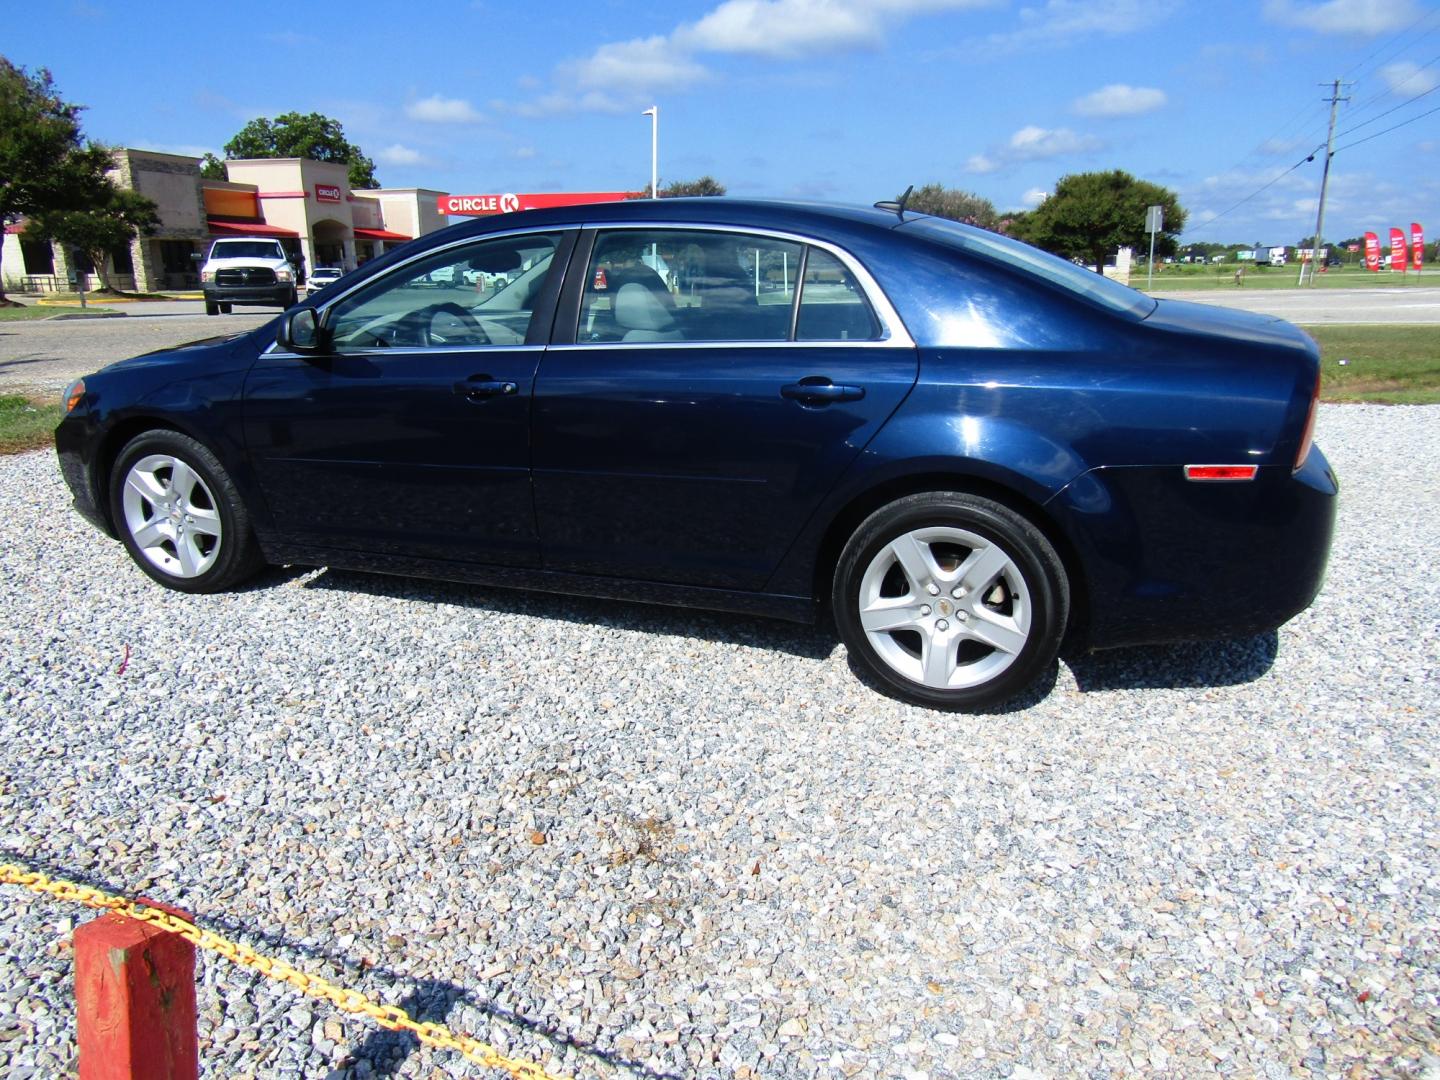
[196,238,299,315]
[305,266,345,292]
[55,199,1336,710]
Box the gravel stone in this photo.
[0,403,1436,1079]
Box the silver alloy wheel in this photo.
[120,454,223,579]
[858,526,1032,690]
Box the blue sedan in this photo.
[55,199,1336,710]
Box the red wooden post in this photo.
[74,912,199,1080]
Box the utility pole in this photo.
[642,106,658,199]
[1304,79,1349,286]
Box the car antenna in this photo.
[874,184,914,221]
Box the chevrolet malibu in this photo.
[55,199,1337,710]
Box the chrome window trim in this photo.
[576,221,914,349]
[262,219,916,357]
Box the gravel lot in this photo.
[1,404,1436,1080]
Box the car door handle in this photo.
[453,378,517,400]
[781,378,865,405]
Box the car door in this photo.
[531,226,919,591]
[243,229,573,566]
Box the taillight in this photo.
[1294,371,1321,470]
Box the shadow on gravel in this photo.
[2,848,683,1080]
[1066,631,1279,692]
[299,566,839,661]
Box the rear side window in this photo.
[577,228,882,344]
[796,249,880,341]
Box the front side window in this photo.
[327,232,561,352]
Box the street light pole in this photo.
[642,106,658,199]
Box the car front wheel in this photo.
[833,492,1068,711]
[108,430,263,593]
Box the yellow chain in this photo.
[0,863,570,1080]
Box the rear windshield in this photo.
[210,241,285,260]
[900,216,1157,319]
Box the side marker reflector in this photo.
[1184,464,1259,482]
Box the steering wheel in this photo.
[394,302,490,347]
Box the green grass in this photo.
[0,395,62,454]
[1142,265,1429,291]
[0,304,117,321]
[1305,325,1440,405]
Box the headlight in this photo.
[201,270,215,283]
[63,378,86,413]
[276,269,293,282]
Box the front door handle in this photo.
[781,377,865,405]
[453,377,517,400]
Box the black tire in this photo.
[284,289,298,308]
[205,301,219,316]
[832,492,1068,711]
[108,430,264,594]
[219,302,233,314]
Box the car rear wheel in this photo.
[108,430,263,593]
[219,303,233,314]
[833,492,1068,711]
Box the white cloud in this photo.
[516,0,995,113]
[378,144,425,165]
[680,0,994,58]
[512,146,538,160]
[965,125,1103,173]
[987,0,1177,49]
[1072,84,1167,117]
[1261,0,1420,35]
[1021,187,1050,207]
[1259,135,1314,156]
[1380,60,1440,95]
[405,95,483,123]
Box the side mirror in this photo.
[190,252,204,263]
[276,308,327,354]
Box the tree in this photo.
[904,183,1000,229]
[30,185,159,292]
[629,176,727,198]
[221,112,378,189]
[199,152,226,181]
[661,175,726,197]
[1010,170,1186,272]
[0,58,114,304]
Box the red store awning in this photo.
[207,219,299,238]
[354,227,412,242]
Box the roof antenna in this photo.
[874,185,914,220]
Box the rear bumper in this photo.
[1051,448,1338,649]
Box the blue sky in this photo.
[10,0,1439,245]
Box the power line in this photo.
[1334,100,1440,151]
[1180,146,1324,237]
[1335,79,1440,139]
[1341,6,1440,83]
[1343,50,1440,120]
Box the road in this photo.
[1155,286,1440,324]
[4,286,1437,398]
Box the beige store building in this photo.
[3,148,447,293]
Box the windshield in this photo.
[210,241,285,260]
[900,216,1157,319]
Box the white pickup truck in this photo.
[198,238,299,316]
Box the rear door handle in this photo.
[781,378,865,405]
[453,377,517,400]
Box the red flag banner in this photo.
[1389,228,1407,272]
[1364,232,1380,271]
[1412,223,1424,271]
